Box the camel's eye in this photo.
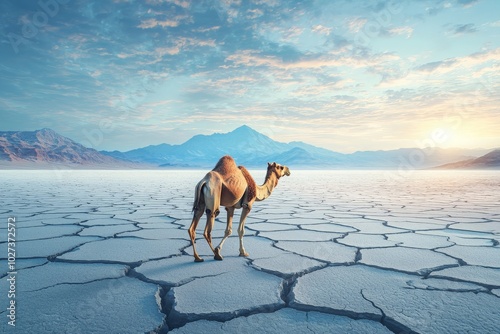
[279,166,284,170]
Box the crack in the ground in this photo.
[354,248,362,262]
[432,248,468,266]
[51,257,143,267]
[153,249,330,332]
[353,261,461,277]
[25,275,127,293]
[360,289,418,334]
[129,265,229,288]
[163,290,286,331]
[422,272,500,290]
[32,237,104,262]
[0,259,49,279]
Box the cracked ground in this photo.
[1,170,499,333]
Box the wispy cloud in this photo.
[137,15,190,28]
[456,0,479,8]
[311,25,332,36]
[386,26,414,38]
[146,0,190,8]
[346,17,368,33]
[449,23,477,35]
[225,49,399,71]
[416,59,458,72]
[378,48,500,89]
[0,0,498,151]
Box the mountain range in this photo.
[0,126,498,169]
[432,149,500,169]
[102,125,348,167]
[0,128,129,168]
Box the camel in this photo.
[188,155,290,262]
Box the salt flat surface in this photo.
[360,247,458,274]
[0,262,126,292]
[169,308,392,334]
[337,233,399,248]
[1,169,499,333]
[436,245,500,268]
[10,224,83,241]
[386,232,453,249]
[0,235,101,259]
[251,253,325,276]
[58,237,189,263]
[78,224,140,237]
[430,265,500,287]
[167,267,284,327]
[1,277,164,334]
[275,240,357,264]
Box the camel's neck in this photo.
[255,171,279,201]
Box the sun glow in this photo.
[421,121,493,150]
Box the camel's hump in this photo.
[212,155,238,174]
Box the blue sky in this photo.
[1,0,498,152]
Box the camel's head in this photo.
[267,162,291,178]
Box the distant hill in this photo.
[1,126,494,169]
[101,125,490,169]
[102,125,346,168]
[433,149,500,169]
[0,128,130,168]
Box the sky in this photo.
[0,0,499,153]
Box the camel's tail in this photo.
[238,166,257,202]
[192,179,206,212]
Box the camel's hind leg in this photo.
[215,206,235,260]
[188,204,205,262]
[203,208,219,256]
[201,175,221,259]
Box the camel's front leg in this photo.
[214,207,235,260]
[238,205,252,257]
[188,204,205,262]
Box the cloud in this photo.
[379,48,500,89]
[251,0,280,6]
[225,49,399,71]
[416,59,458,72]
[283,26,304,39]
[90,70,102,78]
[119,36,218,64]
[137,15,190,28]
[194,26,221,33]
[456,0,479,8]
[385,26,414,38]
[413,49,499,74]
[155,46,181,56]
[311,25,332,36]
[346,17,368,33]
[427,0,478,16]
[246,8,264,19]
[1,0,498,152]
[449,23,477,35]
[146,0,190,7]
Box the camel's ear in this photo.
[272,162,277,167]
[267,162,271,167]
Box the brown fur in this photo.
[265,163,280,187]
[238,165,257,201]
[212,155,239,177]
